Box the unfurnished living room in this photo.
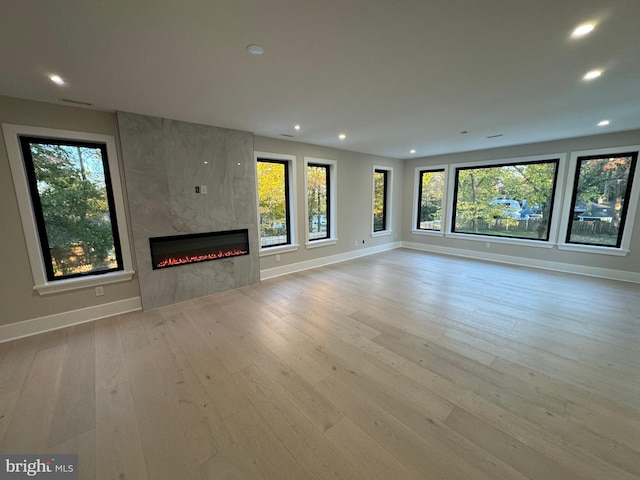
[1,1,639,479]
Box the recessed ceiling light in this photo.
[597,120,610,126]
[583,69,603,80]
[410,149,416,154]
[294,124,301,130]
[571,23,595,38]
[49,74,65,85]
[246,44,264,56]
[338,133,346,140]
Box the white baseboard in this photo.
[260,242,401,280]
[261,239,640,283]
[401,241,640,284]
[0,297,142,343]
[5,241,635,343]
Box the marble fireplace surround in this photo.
[118,112,260,310]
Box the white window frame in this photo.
[446,153,566,248]
[304,157,337,248]
[3,124,135,295]
[557,145,640,256]
[371,165,393,237]
[411,164,448,237]
[254,151,299,256]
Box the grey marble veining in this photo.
[118,111,260,310]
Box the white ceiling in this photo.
[1,0,639,159]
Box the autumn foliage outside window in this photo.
[257,159,291,248]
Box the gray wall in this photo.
[0,96,140,326]
[253,136,403,272]
[401,129,640,275]
[118,112,260,310]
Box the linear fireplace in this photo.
[149,229,249,270]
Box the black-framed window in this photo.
[307,163,330,240]
[256,158,292,248]
[565,152,637,248]
[416,169,445,231]
[373,169,389,232]
[19,136,124,281]
[452,159,559,241]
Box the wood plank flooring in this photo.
[1,249,639,479]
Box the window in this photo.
[257,158,292,248]
[373,167,392,234]
[415,168,446,232]
[307,163,330,240]
[305,157,336,245]
[20,137,123,280]
[452,158,559,241]
[3,124,134,294]
[560,147,639,253]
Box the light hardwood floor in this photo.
[1,249,639,479]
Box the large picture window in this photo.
[373,167,392,233]
[257,158,291,248]
[452,159,559,240]
[416,168,445,231]
[565,152,637,248]
[20,136,123,281]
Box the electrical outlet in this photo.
[95,286,104,296]
[275,254,281,262]
[201,185,207,194]
[486,242,491,248]
[354,240,358,247]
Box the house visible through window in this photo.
[566,152,637,248]
[452,159,559,241]
[256,158,291,248]
[19,136,124,281]
[416,169,445,231]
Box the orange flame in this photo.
[157,249,248,268]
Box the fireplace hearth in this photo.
[149,229,249,270]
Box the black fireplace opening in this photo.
[149,229,249,270]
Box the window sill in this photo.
[34,270,136,296]
[305,238,338,249]
[557,244,629,256]
[411,229,444,237]
[445,232,555,248]
[259,244,299,257]
[371,230,392,238]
